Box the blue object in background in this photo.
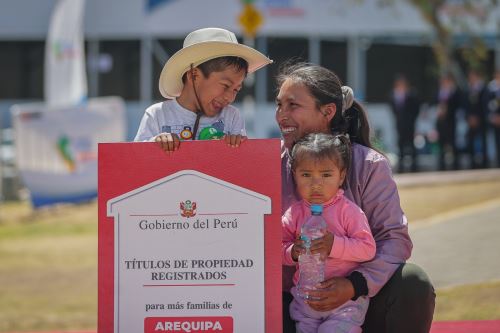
[145,0,177,12]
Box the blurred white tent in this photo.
[11,0,126,208]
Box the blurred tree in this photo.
[377,0,498,83]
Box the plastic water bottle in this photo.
[297,204,327,299]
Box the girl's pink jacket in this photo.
[282,189,376,286]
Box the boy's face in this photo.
[293,157,345,204]
[192,66,246,117]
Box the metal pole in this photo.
[88,39,100,98]
[243,36,256,136]
[255,36,268,106]
[309,36,320,65]
[347,35,368,101]
[140,37,153,104]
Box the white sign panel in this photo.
[107,170,271,333]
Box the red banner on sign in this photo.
[98,139,282,333]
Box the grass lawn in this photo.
[435,280,500,321]
[0,202,97,332]
[0,179,499,332]
[398,179,500,222]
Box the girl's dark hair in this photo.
[182,56,249,83]
[291,133,352,177]
[276,62,373,149]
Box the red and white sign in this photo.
[98,139,281,333]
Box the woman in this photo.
[276,63,435,333]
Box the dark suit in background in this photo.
[436,76,466,170]
[465,72,490,169]
[390,84,420,172]
[488,74,500,167]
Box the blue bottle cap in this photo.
[310,204,323,214]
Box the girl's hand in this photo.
[309,231,334,260]
[291,237,305,262]
[224,134,247,148]
[155,132,180,152]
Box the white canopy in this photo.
[1,0,498,39]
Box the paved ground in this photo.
[395,168,500,288]
[408,198,500,289]
[398,169,500,332]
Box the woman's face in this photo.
[275,79,334,149]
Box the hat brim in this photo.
[159,41,273,98]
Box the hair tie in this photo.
[333,133,351,145]
[341,86,354,112]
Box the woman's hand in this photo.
[305,276,355,312]
[155,132,180,152]
[223,134,247,147]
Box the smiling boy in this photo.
[134,27,272,151]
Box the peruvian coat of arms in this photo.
[180,200,196,218]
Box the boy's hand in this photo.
[224,134,247,148]
[155,132,180,152]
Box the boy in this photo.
[134,27,272,151]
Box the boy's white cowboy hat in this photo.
[159,27,273,98]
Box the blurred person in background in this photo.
[389,74,421,173]
[465,69,490,169]
[435,73,466,170]
[488,70,500,167]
